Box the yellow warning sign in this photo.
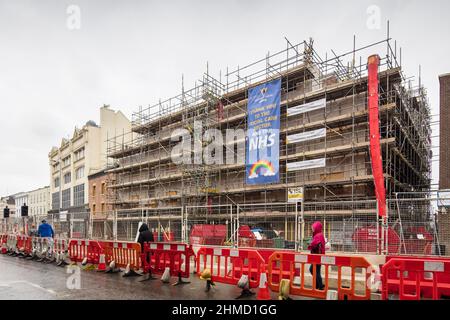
[288,187,304,203]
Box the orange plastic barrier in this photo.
[267,252,372,300]
[68,239,103,264]
[142,242,194,278]
[99,240,141,270]
[196,247,265,288]
[381,257,450,300]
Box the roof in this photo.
[88,168,109,179]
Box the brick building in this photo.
[440,74,450,190]
[88,169,114,220]
[438,73,450,254]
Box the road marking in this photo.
[0,280,57,295]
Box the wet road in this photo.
[0,254,286,300]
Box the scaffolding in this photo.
[105,32,432,248]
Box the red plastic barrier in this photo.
[98,240,141,270]
[141,242,194,278]
[54,238,68,255]
[382,256,450,299]
[0,234,7,254]
[68,239,103,264]
[16,235,27,252]
[22,236,32,255]
[196,247,265,288]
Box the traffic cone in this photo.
[161,267,171,283]
[256,271,271,300]
[97,254,106,272]
[278,279,292,300]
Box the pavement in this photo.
[0,254,308,300]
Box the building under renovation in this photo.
[103,37,432,249]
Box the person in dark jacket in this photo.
[138,223,154,267]
[307,221,325,290]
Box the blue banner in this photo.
[246,78,281,185]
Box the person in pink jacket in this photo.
[308,221,325,290]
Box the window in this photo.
[75,166,85,179]
[61,189,71,209]
[63,172,71,184]
[52,162,59,171]
[54,177,60,188]
[101,182,106,195]
[74,147,85,161]
[92,204,96,215]
[52,192,60,210]
[74,184,85,206]
[101,203,105,213]
[63,156,71,167]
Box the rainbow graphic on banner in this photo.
[248,160,276,179]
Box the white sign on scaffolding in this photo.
[59,210,68,222]
[287,128,326,144]
[287,158,326,172]
[287,98,326,117]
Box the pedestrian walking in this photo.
[308,221,325,290]
[137,223,154,266]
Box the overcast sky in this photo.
[1,0,449,196]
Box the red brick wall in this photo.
[440,74,450,190]
[88,171,113,220]
[439,74,450,254]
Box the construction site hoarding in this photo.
[246,78,281,185]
